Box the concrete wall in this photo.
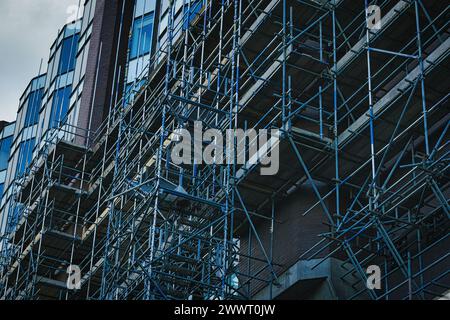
[238,181,331,298]
[75,0,134,145]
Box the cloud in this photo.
[0,0,79,122]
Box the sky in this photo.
[0,0,77,122]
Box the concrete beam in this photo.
[291,126,332,144]
[238,44,293,112]
[437,289,450,300]
[336,1,411,73]
[253,257,368,300]
[253,258,332,300]
[239,0,279,47]
[35,276,67,290]
[338,36,450,147]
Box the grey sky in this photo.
[0,0,77,122]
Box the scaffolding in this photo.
[0,0,449,300]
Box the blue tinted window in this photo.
[10,204,24,231]
[24,89,43,127]
[0,183,4,199]
[130,14,154,59]
[125,83,133,99]
[125,79,147,105]
[184,1,203,29]
[16,138,35,177]
[0,136,13,171]
[50,86,72,128]
[59,35,79,74]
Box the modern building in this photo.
[0,0,134,298]
[0,122,14,204]
[36,22,80,149]
[0,20,82,237]
[0,0,448,300]
[125,0,156,98]
[0,121,15,269]
[0,0,134,229]
[0,75,46,234]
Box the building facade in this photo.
[0,122,14,206]
[0,75,46,232]
[0,121,15,269]
[0,20,83,237]
[0,0,448,300]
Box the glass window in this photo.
[24,89,43,127]
[124,79,147,105]
[16,138,35,178]
[50,86,72,129]
[3,124,15,137]
[0,136,13,171]
[135,0,155,17]
[184,1,203,29]
[59,34,79,74]
[81,0,92,35]
[130,13,154,59]
[0,183,4,200]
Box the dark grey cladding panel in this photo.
[75,0,134,145]
[239,181,332,297]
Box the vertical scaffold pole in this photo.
[414,0,430,157]
[332,3,340,223]
[364,0,378,208]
